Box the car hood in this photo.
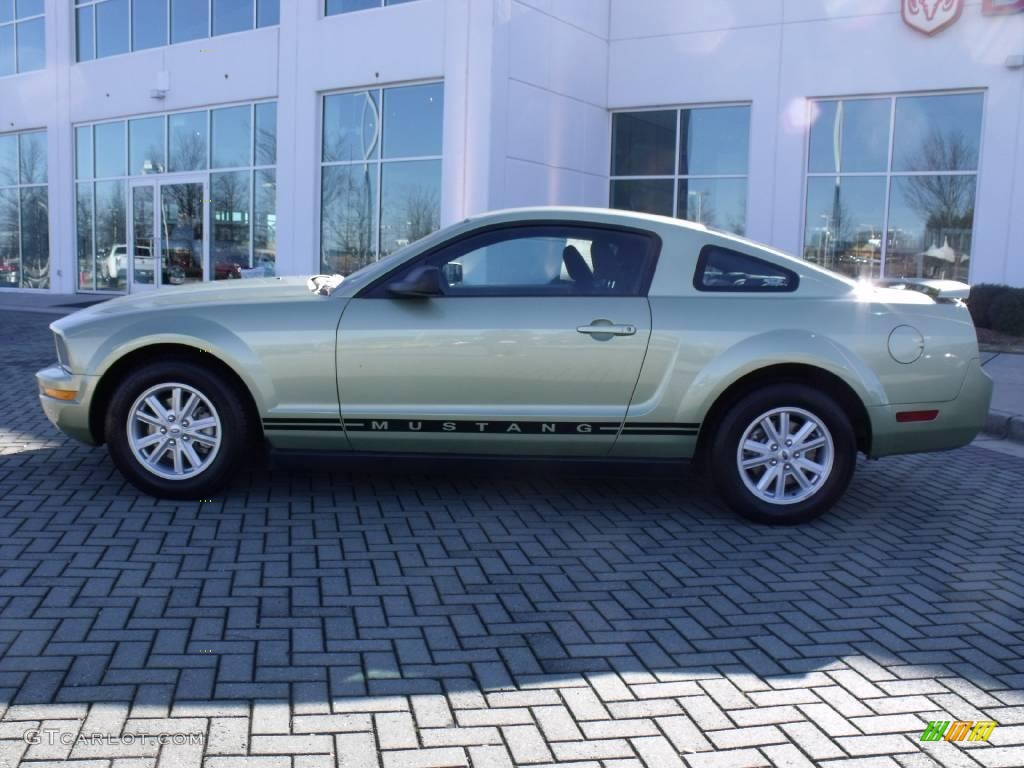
[55,277,319,330]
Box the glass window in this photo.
[389,225,656,298]
[16,0,42,16]
[803,176,886,279]
[695,245,797,293]
[382,83,444,158]
[94,180,127,290]
[213,0,253,36]
[0,134,16,185]
[611,110,675,176]
[0,0,43,73]
[76,5,94,61]
[18,130,45,184]
[168,111,208,172]
[379,160,440,258]
[611,105,750,235]
[0,128,49,290]
[76,100,278,293]
[610,179,673,218]
[211,170,250,278]
[0,188,18,287]
[804,93,982,282]
[171,0,208,43]
[320,84,443,274]
[680,106,749,176]
[886,175,975,282]
[323,90,379,163]
[892,93,983,172]
[678,177,746,236]
[211,105,251,169]
[0,24,13,76]
[15,15,43,70]
[96,0,129,58]
[94,122,126,178]
[321,163,377,275]
[129,117,165,175]
[254,102,276,165]
[75,126,93,179]
[76,183,95,290]
[132,0,168,51]
[19,185,47,288]
[326,0,380,14]
[253,168,275,275]
[809,98,889,174]
[257,0,279,27]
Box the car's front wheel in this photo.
[105,361,249,499]
[710,384,857,525]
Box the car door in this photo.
[336,222,660,456]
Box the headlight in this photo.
[54,332,69,371]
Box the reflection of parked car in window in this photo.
[0,262,17,285]
[100,245,128,282]
[38,207,993,525]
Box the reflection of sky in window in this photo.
[383,83,444,158]
[809,100,890,174]
[212,106,252,169]
[680,177,746,234]
[681,106,749,176]
[96,0,129,57]
[323,91,379,163]
[893,93,982,172]
[130,117,165,175]
[172,0,208,43]
[213,0,253,36]
[132,0,167,50]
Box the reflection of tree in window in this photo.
[891,129,974,280]
[321,165,375,275]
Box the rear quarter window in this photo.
[694,244,799,293]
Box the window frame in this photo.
[693,244,799,294]
[73,98,277,294]
[317,79,444,275]
[800,89,985,282]
[74,0,278,63]
[608,102,752,235]
[0,1,45,76]
[357,220,663,300]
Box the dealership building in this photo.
[1,0,1023,296]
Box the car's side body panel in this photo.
[336,295,653,456]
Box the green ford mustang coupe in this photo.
[37,207,992,524]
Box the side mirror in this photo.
[387,265,445,298]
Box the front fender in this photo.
[82,312,273,413]
[682,329,887,422]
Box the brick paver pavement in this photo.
[0,309,1022,768]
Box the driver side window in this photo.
[389,224,657,298]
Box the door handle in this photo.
[577,320,637,337]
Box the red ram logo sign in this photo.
[902,0,965,35]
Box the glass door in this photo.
[129,183,157,290]
[159,178,207,286]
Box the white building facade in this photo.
[1,0,1023,296]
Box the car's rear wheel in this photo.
[105,361,248,499]
[710,384,857,524]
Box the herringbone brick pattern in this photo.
[0,309,1022,768]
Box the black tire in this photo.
[104,360,250,499]
[709,383,857,525]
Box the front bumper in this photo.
[868,357,993,458]
[36,365,100,445]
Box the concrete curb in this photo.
[984,410,1024,443]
